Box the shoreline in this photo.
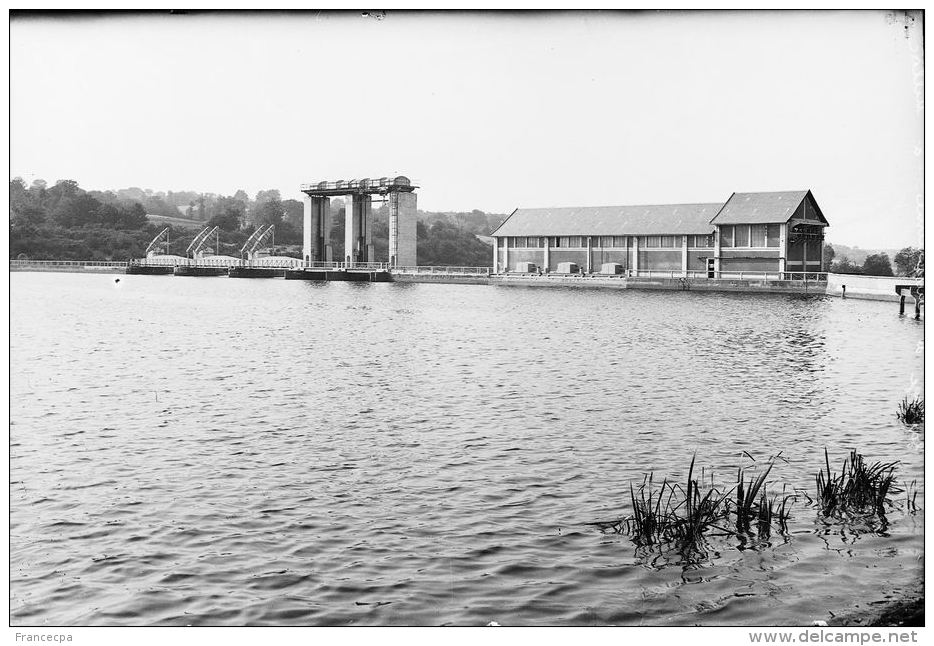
[9,263,924,304]
[829,592,925,628]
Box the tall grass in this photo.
[815,448,900,517]
[595,454,793,559]
[592,449,915,565]
[896,396,924,425]
[623,454,733,558]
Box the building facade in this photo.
[490,190,828,277]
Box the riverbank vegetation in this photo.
[591,454,794,559]
[896,396,924,425]
[9,178,505,265]
[593,449,916,561]
[815,448,900,518]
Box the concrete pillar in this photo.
[778,223,787,277]
[302,194,313,265]
[504,238,509,273]
[364,196,374,263]
[586,236,592,274]
[344,194,357,266]
[492,236,498,273]
[543,238,550,273]
[388,191,417,268]
[303,196,331,264]
[345,194,372,265]
[682,234,688,277]
[322,199,332,262]
[389,193,399,267]
[632,236,639,276]
[714,227,721,276]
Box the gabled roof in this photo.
[710,190,820,225]
[491,203,721,237]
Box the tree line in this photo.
[823,243,923,277]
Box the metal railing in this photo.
[10,259,129,268]
[243,257,304,268]
[392,266,492,276]
[300,177,420,192]
[292,261,389,271]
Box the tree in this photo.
[207,208,242,232]
[831,255,862,275]
[862,253,894,276]
[253,198,284,228]
[254,189,281,204]
[51,193,101,228]
[823,244,835,272]
[416,220,493,266]
[894,247,923,276]
[282,199,303,227]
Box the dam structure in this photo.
[298,175,418,269]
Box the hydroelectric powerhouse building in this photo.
[491,190,828,278]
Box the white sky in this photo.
[10,10,924,248]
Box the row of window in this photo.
[500,234,714,249]
[720,224,781,248]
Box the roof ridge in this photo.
[516,201,724,210]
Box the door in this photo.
[707,257,715,278]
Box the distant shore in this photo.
[9,261,925,305]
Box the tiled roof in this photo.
[491,203,721,237]
[709,191,810,225]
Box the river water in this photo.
[10,272,924,626]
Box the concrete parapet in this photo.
[392,273,490,285]
[826,273,923,302]
[491,274,828,295]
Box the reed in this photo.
[611,453,793,558]
[730,460,794,538]
[815,448,901,517]
[905,480,919,513]
[896,396,924,425]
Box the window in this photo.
[750,225,767,248]
[559,236,570,248]
[514,236,526,248]
[569,236,582,248]
[692,234,712,248]
[735,225,750,247]
[600,236,613,248]
[766,224,781,247]
[527,236,540,248]
[498,237,506,248]
[720,226,733,247]
[659,235,677,248]
[613,236,627,247]
[645,235,661,248]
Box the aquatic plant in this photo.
[815,448,901,517]
[728,459,794,538]
[905,480,919,514]
[896,396,924,425]
[593,453,794,560]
